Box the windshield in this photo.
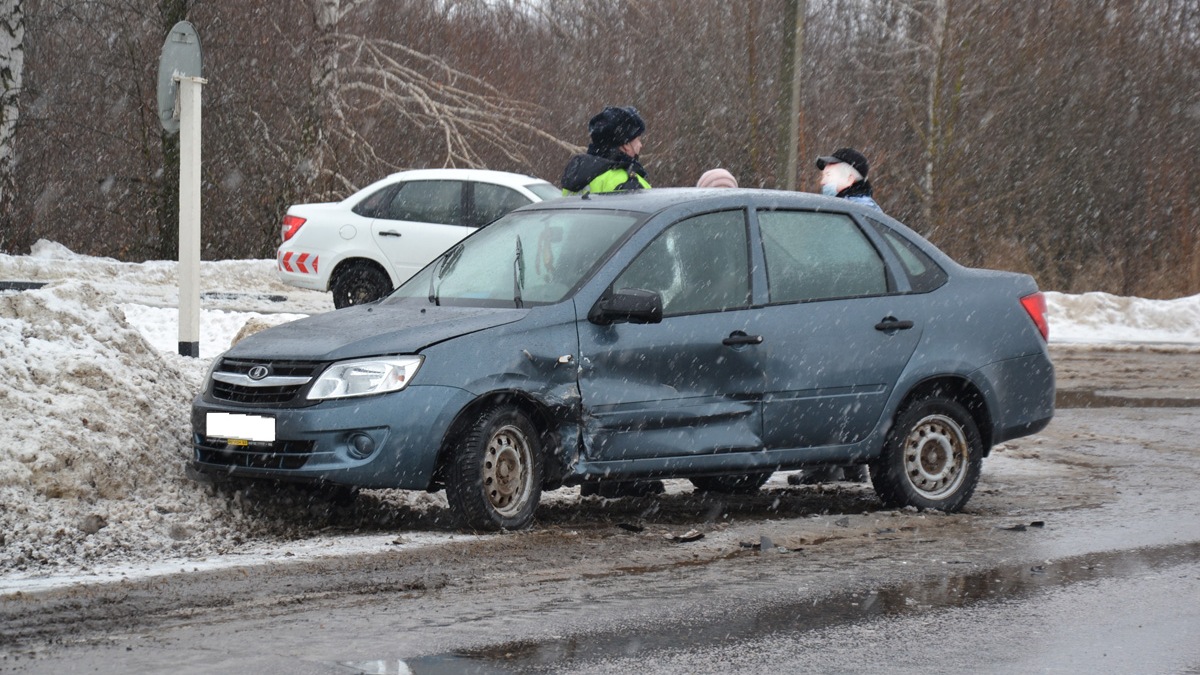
[388,209,641,307]
[526,182,566,202]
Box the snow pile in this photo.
[1046,291,1200,345]
[0,280,221,571]
[0,277,448,577]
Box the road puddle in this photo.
[368,542,1200,673]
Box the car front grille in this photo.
[208,358,324,406]
[194,436,316,470]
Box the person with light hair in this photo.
[696,168,738,188]
[815,147,880,210]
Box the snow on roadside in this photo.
[0,247,451,583]
[1046,291,1200,346]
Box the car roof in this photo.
[383,168,551,186]
[520,187,873,217]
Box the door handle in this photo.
[874,317,914,332]
[379,230,402,237]
[722,332,764,346]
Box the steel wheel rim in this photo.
[482,424,534,518]
[903,414,968,500]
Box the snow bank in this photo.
[1046,291,1200,346]
[0,249,443,578]
[0,280,233,571]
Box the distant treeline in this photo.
[3,0,1198,297]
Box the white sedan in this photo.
[277,168,561,308]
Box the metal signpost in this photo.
[157,21,205,357]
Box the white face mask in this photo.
[820,162,862,195]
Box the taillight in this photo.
[1020,292,1049,342]
[281,215,306,242]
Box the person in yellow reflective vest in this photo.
[560,105,651,195]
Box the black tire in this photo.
[445,405,543,531]
[870,396,983,512]
[690,472,772,494]
[331,261,392,309]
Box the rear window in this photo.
[865,218,948,293]
[526,182,565,202]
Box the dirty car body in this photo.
[191,189,1055,530]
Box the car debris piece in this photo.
[665,529,704,543]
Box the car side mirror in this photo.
[588,288,663,325]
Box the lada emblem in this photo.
[247,365,270,380]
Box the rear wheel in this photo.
[331,261,392,309]
[445,405,543,531]
[690,472,772,494]
[870,396,982,512]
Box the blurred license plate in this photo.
[207,412,276,443]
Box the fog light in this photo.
[347,432,376,459]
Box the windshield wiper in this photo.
[513,235,525,309]
[427,242,464,306]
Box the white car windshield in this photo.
[388,209,641,307]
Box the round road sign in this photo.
[157,21,203,134]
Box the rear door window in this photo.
[759,210,888,303]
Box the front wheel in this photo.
[870,396,982,512]
[445,405,543,531]
[331,261,392,309]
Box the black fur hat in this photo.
[588,106,646,150]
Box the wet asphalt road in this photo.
[2,348,1199,673]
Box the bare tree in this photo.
[288,0,574,202]
[0,0,24,250]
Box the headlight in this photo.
[306,356,423,400]
[201,356,222,395]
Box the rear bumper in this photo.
[973,352,1056,445]
[276,248,329,291]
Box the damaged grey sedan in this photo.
[191,188,1054,531]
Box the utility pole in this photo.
[778,0,806,191]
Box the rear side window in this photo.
[865,218,948,293]
[471,183,531,227]
[352,185,396,218]
[384,180,464,225]
[759,210,888,303]
[614,210,750,316]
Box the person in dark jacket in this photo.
[815,147,881,210]
[561,106,651,195]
